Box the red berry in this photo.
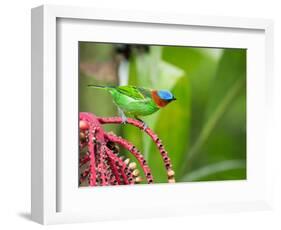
[79,120,89,130]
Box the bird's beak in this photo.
[172,97,177,101]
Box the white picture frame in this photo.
[31,4,274,225]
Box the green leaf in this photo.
[186,78,245,162]
[204,49,247,120]
[162,47,222,145]
[181,49,247,178]
[181,160,246,181]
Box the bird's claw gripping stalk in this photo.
[118,107,127,124]
[134,116,147,131]
[142,123,148,131]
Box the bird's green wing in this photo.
[116,86,151,100]
[137,87,152,99]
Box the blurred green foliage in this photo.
[79,42,246,183]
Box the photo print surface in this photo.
[79,42,246,187]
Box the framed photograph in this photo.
[31,5,274,224]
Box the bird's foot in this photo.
[142,122,148,131]
[135,117,148,131]
[121,116,127,124]
[118,108,127,124]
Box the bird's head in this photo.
[152,90,176,107]
[158,90,176,102]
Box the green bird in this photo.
[88,85,176,125]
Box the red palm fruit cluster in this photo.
[79,112,175,186]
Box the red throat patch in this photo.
[151,90,170,107]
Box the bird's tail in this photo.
[87,84,115,90]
